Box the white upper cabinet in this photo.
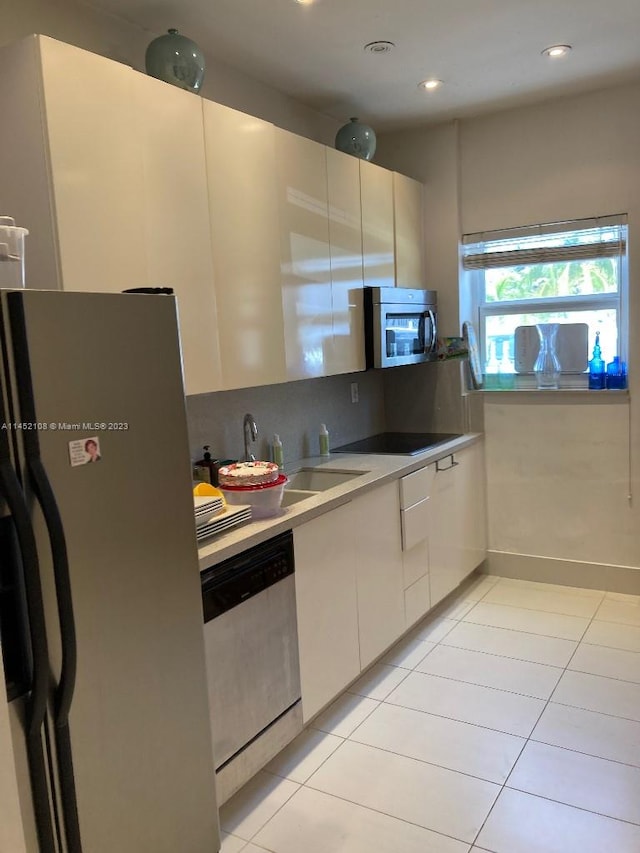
[359,160,395,288]
[0,35,428,393]
[325,148,365,375]
[203,101,286,390]
[131,74,222,394]
[393,172,426,289]
[0,36,222,395]
[275,128,333,380]
[39,38,148,294]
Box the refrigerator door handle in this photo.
[7,292,83,852]
[28,458,82,853]
[0,451,57,852]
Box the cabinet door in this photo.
[294,505,360,722]
[457,442,488,580]
[360,160,395,288]
[132,74,222,395]
[405,571,431,628]
[203,102,286,390]
[39,38,147,293]
[353,483,405,668]
[393,172,425,289]
[428,457,463,606]
[325,148,365,375]
[275,129,332,380]
[401,498,431,588]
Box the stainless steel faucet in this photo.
[243,413,258,462]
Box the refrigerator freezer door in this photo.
[0,673,28,853]
[5,290,219,853]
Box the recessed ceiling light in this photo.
[418,79,443,91]
[542,44,572,58]
[364,41,395,54]
[295,0,315,5]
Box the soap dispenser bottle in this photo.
[588,332,606,390]
[272,434,284,468]
[319,424,330,457]
[194,445,220,485]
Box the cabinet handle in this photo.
[436,454,459,472]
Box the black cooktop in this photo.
[332,432,462,456]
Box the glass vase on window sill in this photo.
[534,323,561,389]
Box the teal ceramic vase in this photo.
[145,28,205,93]
[335,117,377,161]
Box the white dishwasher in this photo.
[201,530,302,804]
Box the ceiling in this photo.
[86,0,640,131]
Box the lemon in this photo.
[193,482,222,498]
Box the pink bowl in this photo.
[219,475,288,518]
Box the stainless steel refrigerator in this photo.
[0,289,220,852]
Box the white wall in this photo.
[377,81,640,576]
[2,0,338,144]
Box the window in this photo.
[461,215,628,388]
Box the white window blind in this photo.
[460,214,628,388]
[462,215,627,270]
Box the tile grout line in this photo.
[230,579,637,850]
[528,731,640,772]
[504,784,640,829]
[247,579,500,849]
[468,596,604,620]
[470,584,610,847]
[300,778,484,849]
[548,698,640,727]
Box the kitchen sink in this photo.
[280,489,317,508]
[285,468,366,492]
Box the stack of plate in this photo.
[196,504,252,541]
[194,495,224,527]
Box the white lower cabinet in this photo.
[293,504,360,722]
[294,482,404,719]
[429,442,487,606]
[399,466,434,627]
[458,440,488,579]
[294,441,486,720]
[404,572,431,627]
[352,483,405,669]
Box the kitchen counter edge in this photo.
[198,432,482,571]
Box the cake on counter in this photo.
[217,461,279,487]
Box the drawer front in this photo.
[400,496,430,551]
[399,465,436,509]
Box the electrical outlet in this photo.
[350,382,359,404]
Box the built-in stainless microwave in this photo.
[364,286,438,368]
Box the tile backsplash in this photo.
[187,371,385,467]
[187,361,469,468]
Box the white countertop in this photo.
[198,433,482,571]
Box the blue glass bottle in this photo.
[606,355,628,390]
[588,332,606,390]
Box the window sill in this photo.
[465,374,629,401]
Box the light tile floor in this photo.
[219,573,640,852]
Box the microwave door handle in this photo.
[0,443,57,852]
[427,310,437,352]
